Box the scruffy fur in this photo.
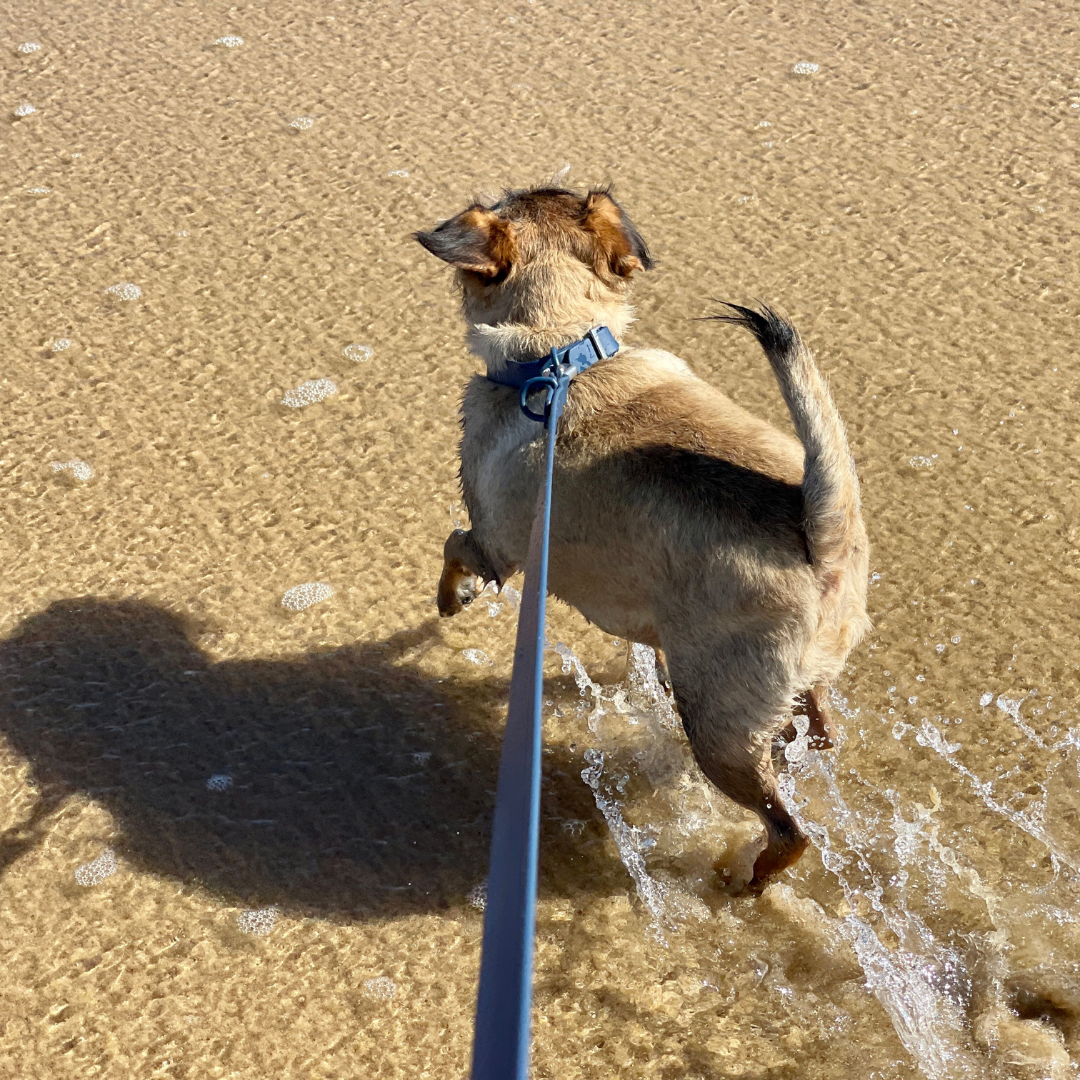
[415,186,870,888]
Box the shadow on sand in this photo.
[0,597,618,921]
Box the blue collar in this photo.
[486,326,620,389]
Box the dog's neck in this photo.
[466,305,635,378]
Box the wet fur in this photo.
[416,186,870,888]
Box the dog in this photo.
[415,186,870,888]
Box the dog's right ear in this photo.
[413,207,515,282]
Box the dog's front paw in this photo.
[436,571,482,617]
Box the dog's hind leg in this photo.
[667,666,808,889]
[436,529,502,617]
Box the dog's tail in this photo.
[711,303,862,579]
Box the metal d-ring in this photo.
[519,374,559,423]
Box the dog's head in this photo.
[414,186,653,362]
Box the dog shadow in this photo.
[0,597,617,921]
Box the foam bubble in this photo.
[362,976,396,1000]
[206,773,233,792]
[289,116,314,130]
[50,458,94,481]
[26,186,51,195]
[214,35,244,47]
[17,42,42,54]
[387,169,409,178]
[462,648,492,666]
[14,103,37,117]
[281,581,333,611]
[908,455,937,468]
[792,61,820,75]
[343,343,373,362]
[467,881,487,910]
[979,692,993,707]
[281,378,337,408]
[75,848,118,886]
[51,338,72,351]
[236,906,277,936]
[105,282,142,301]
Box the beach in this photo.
[2,1,1078,1076]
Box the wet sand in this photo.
[2,1,1078,1077]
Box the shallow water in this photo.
[2,0,1078,1077]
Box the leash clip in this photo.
[515,328,617,423]
[519,373,559,424]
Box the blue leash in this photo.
[470,327,618,1080]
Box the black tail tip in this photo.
[705,301,798,353]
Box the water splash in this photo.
[558,642,709,939]
[553,644,1078,1077]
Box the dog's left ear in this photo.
[413,206,516,282]
[582,190,655,278]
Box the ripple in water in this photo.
[281,581,333,611]
[75,848,118,886]
[50,458,94,481]
[105,282,142,301]
[236,907,277,936]
[281,378,337,407]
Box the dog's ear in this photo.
[582,190,654,278]
[414,207,516,282]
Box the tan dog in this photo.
[415,186,870,888]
